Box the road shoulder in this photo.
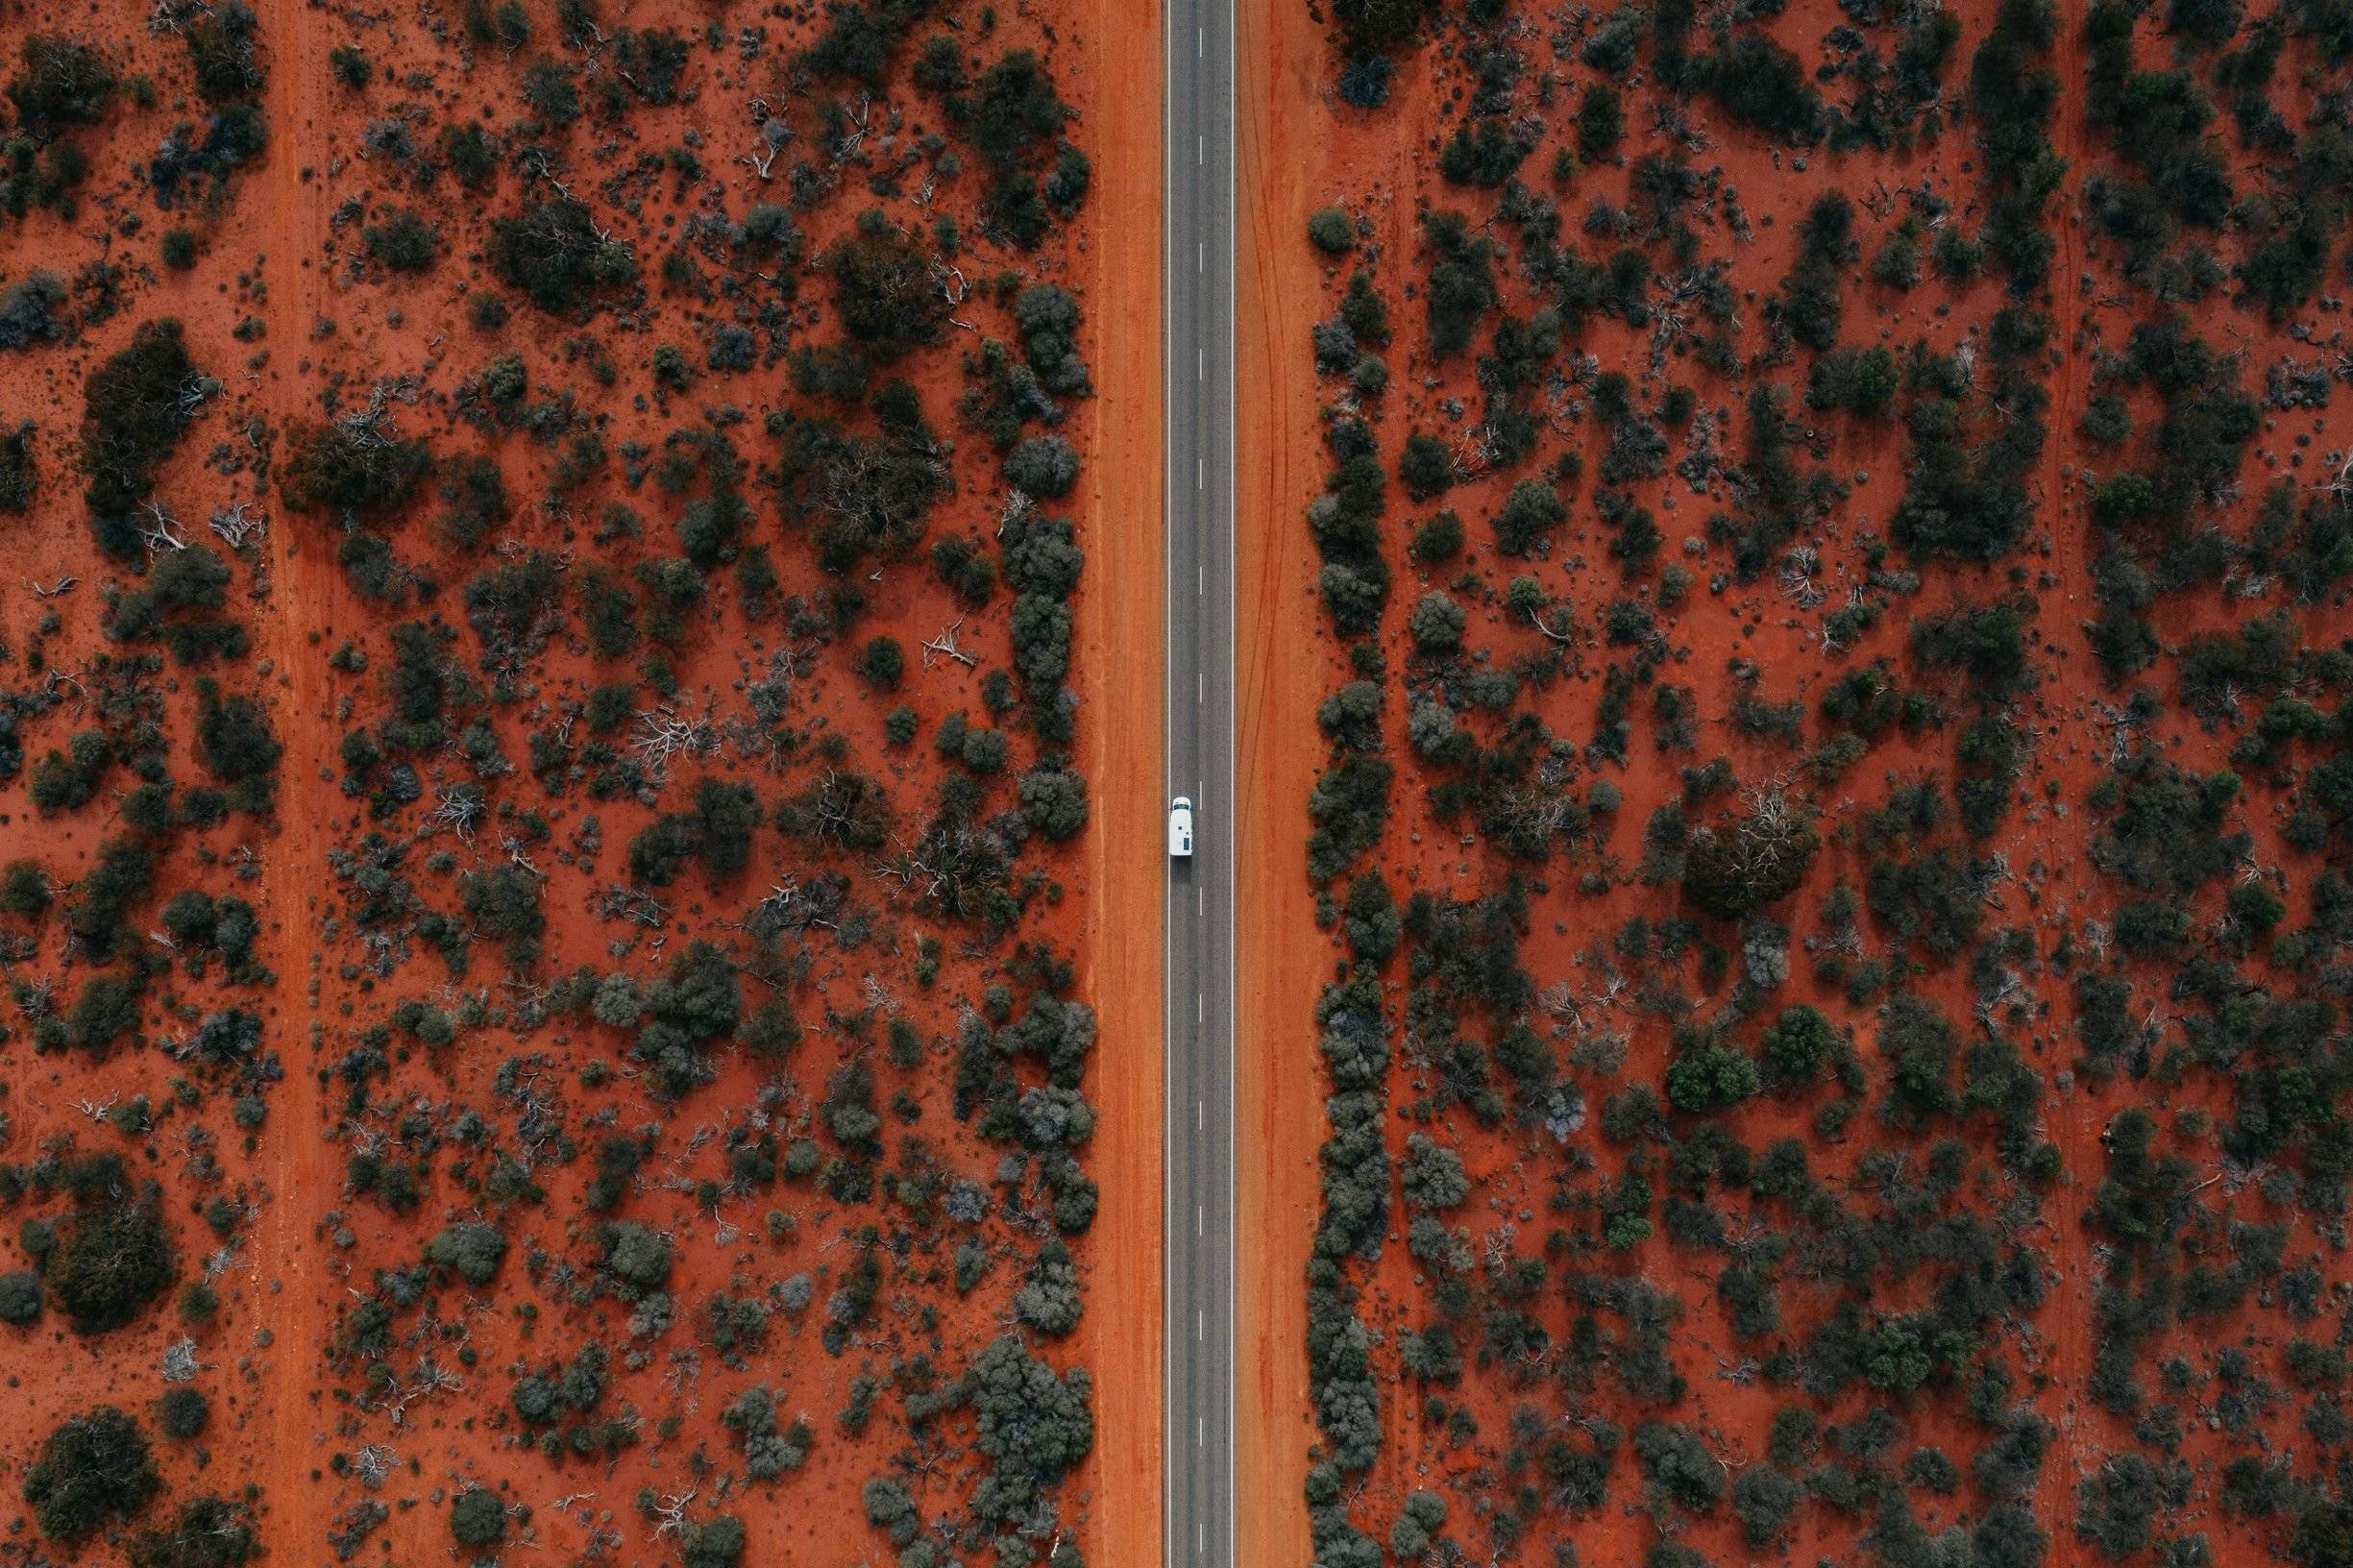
[1072,0,1165,1560]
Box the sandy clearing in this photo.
[1234,2,1326,1562]
[1067,0,1166,1556]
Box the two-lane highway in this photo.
[1164,0,1235,1562]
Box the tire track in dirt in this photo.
[1066,0,1165,1558]
[2043,4,2099,613]
[1234,3,1324,1562]
[2036,2,2113,1504]
[253,1,337,1551]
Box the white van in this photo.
[1168,796,1194,858]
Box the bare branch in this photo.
[920,617,978,669]
[208,501,266,549]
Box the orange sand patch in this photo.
[1066,0,1164,1556]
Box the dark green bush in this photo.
[154,1386,208,1440]
[80,319,204,553]
[128,1494,260,1568]
[0,421,34,511]
[22,1407,159,1543]
[362,208,436,272]
[280,419,431,517]
[825,212,942,359]
[487,196,639,312]
[1307,207,1354,253]
[859,636,905,690]
[7,37,117,134]
[449,1487,504,1547]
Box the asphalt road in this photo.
[1164,0,1235,1561]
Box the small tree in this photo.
[1491,478,1565,555]
[1307,207,1355,254]
[279,420,431,517]
[692,779,759,877]
[22,1406,160,1543]
[449,1486,505,1548]
[458,863,546,963]
[1760,1003,1836,1087]
[858,636,906,690]
[680,1514,747,1568]
[487,196,638,312]
[0,421,34,512]
[1578,82,1624,157]
[7,36,117,133]
[1014,1239,1083,1335]
[155,1387,208,1440]
[80,319,204,551]
[128,1494,260,1568]
[1005,434,1079,497]
[362,208,437,272]
[48,1192,176,1334]
[1396,432,1453,499]
[825,213,942,359]
[1665,1039,1761,1113]
[1682,800,1820,920]
[424,1220,506,1285]
[864,1476,920,1546]
[0,270,66,351]
[1408,591,1466,651]
[0,1269,40,1323]
[1019,762,1090,841]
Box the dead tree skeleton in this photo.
[920,617,978,669]
[208,501,265,548]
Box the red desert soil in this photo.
[0,0,1152,1560]
[251,0,335,1543]
[1066,0,1165,1557]
[1241,1,2353,1564]
[1234,0,1332,1560]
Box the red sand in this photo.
[0,2,1157,1560]
[1234,2,1331,1560]
[1066,0,1166,1556]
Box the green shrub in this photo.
[858,635,905,690]
[7,37,117,133]
[80,318,204,552]
[424,1220,506,1285]
[128,1494,259,1568]
[449,1487,504,1547]
[1307,207,1355,253]
[48,1191,176,1334]
[362,208,436,272]
[154,1386,208,1440]
[1578,82,1625,157]
[0,1268,41,1323]
[487,196,639,312]
[22,1407,159,1543]
[280,419,430,517]
[0,422,33,512]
